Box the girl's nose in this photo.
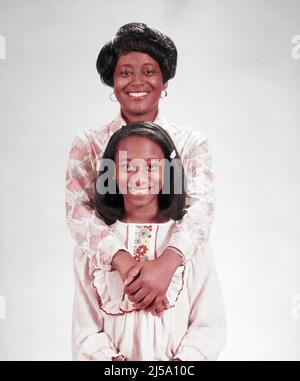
[129,168,149,188]
[135,172,148,187]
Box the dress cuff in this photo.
[168,230,194,263]
[97,235,128,272]
[166,265,185,307]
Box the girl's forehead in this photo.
[116,136,164,158]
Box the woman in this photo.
[65,22,215,317]
[72,122,226,361]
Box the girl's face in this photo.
[115,135,165,219]
[113,52,165,123]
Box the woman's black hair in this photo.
[96,22,177,87]
[94,122,186,225]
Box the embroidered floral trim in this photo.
[133,225,152,262]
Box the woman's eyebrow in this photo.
[117,62,155,68]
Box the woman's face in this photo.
[113,52,165,123]
[115,135,165,219]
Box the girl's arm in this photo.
[65,133,129,271]
[72,246,126,361]
[173,243,227,361]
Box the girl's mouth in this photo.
[128,186,151,195]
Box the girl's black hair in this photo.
[94,122,186,225]
[96,22,177,87]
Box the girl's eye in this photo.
[119,163,134,171]
[148,163,160,171]
[127,164,136,172]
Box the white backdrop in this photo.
[0,0,299,360]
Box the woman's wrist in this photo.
[112,250,132,270]
[112,250,136,282]
[157,247,182,274]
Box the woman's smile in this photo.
[113,52,165,122]
[126,91,150,99]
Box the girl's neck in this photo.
[121,205,166,224]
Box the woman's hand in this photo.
[124,247,182,315]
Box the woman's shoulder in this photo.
[164,120,210,156]
[69,118,118,157]
[174,122,207,140]
[83,120,113,144]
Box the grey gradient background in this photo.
[0,0,299,360]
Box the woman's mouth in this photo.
[127,91,149,100]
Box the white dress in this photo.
[72,219,226,361]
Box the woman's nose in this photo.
[131,71,144,85]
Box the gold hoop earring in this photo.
[109,92,117,102]
[160,90,168,99]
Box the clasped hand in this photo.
[124,259,171,316]
[113,248,181,317]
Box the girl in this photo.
[66,23,215,316]
[72,122,226,361]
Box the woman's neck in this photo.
[121,109,158,123]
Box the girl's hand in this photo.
[124,247,182,314]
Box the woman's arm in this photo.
[173,243,226,361]
[72,247,126,361]
[167,133,215,263]
[65,133,129,271]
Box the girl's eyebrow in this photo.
[120,157,162,162]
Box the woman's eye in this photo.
[120,69,132,77]
[144,68,154,75]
